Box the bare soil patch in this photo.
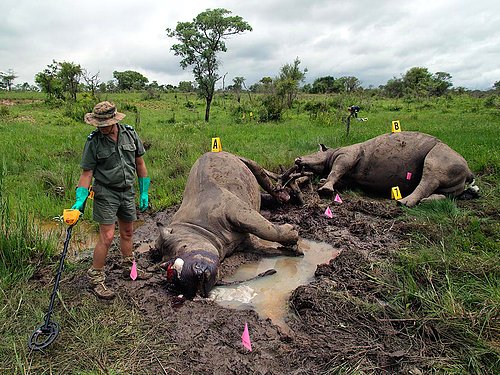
[0,99,43,106]
[56,192,455,374]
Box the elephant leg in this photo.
[398,177,440,207]
[319,149,361,194]
[398,143,467,207]
[243,234,303,256]
[228,201,299,248]
[239,156,290,203]
[398,156,441,208]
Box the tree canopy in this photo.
[113,70,149,90]
[275,57,307,108]
[382,67,453,98]
[58,61,82,101]
[167,8,252,122]
[0,69,18,91]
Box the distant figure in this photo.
[348,105,360,118]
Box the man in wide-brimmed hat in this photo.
[72,101,152,299]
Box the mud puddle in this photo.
[210,238,340,329]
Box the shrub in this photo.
[258,94,285,122]
[63,95,96,122]
[0,106,9,117]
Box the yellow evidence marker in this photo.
[211,137,222,152]
[391,120,401,133]
[391,186,402,200]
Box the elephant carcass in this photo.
[294,131,477,207]
[155,151,300,298]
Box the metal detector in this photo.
[28,208,82,351]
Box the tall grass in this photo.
[0,161,57,286]
[393,196,500,373]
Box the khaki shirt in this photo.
[80,124,145,190]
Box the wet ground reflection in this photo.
[210,238,341,329]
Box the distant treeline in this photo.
[1,63,499,100]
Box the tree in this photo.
[167,8,252,122]
[249,77,280,94]
[178,81,195,93]
[382,77,404,98]
[113,70,149,90]
[105,80,118,92]
[231,76,245,103]
[58,61,82,101]
[430,71,452,96]
[15,82,35,91]
[83,70,101,97]
[402,67,432,97]
[311,76,337,94]
[35,61,63,99]
[275,57,307,108]
[35,60,83,100]
[0,69,18,91]
[382,67,453,98]
[337,76,361,93]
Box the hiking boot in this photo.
[122,256,152,280]
[87,267,115,300]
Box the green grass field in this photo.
[1,91,499,373]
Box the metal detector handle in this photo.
[63,210,81,226]
[63,187,91,225]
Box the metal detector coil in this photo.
[28,321,60,351]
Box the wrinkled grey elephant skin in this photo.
[155,151,299,298]
[294,131,475,207]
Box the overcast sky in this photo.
[1,0,499,90]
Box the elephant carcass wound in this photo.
[294,131,477,207]
[155,151,299,298]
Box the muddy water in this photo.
[210,239,341,329]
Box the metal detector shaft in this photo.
[41,224,74,328]
[28,223,76,351]
[29,200,87,351]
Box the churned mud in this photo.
[55,190,453,374]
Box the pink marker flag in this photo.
[130,260,138,280]
[406,172,412,180]
[334,193,343,203]
[324,206,333,218]
[242,323,252,351]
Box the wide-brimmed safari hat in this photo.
[84,101,126,127]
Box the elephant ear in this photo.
[160,226,173,240]
[319,143,329,152]
[155,226,174,255]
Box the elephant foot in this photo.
[396,197,415,207]
[420,194,446,203]
[318,182,334,198]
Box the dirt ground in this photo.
[58,190,453,374]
